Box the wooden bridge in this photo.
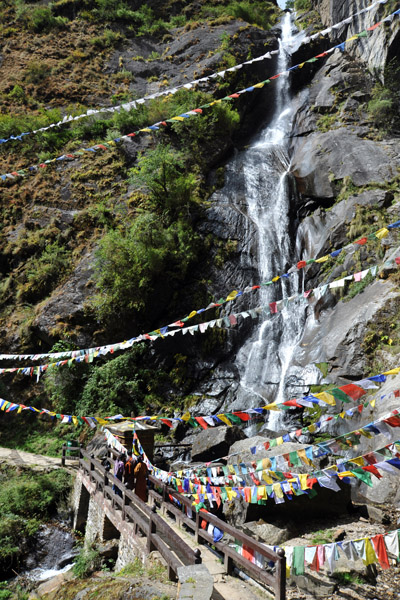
[70,446,286,600]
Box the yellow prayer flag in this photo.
[72,416,79,426]
[350,457,365,466]
[253,83,264,89]
[375,227,389,239]
[298,449,312,466]
[298,62,305,68]
[258,486,267,499]
[276,437,284,446]
[272,276,280,282]
[171,117,185,121]
[262,470,273,485]
[262,458,271,469]
[226,290,238,301]
[383,368,400,375]
[298,474,308,490]
[217,414,233,427]
[370,399,376,408]
[364,538,377,566]
[181,412,191,421]
[188,311,197,319]
[338,471,355,478]
[307,424,317,433]
[347,35,358,41]
[263,402,280,411]
[314,391,336,406]
[272,482,284,498]
[315,255,329,263]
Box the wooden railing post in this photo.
[147,504,157,554]
[195,510,201,544]
[61,445,66,467]
[275,548,286,600]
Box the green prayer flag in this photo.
[352,468,373,487]
[330,388,351,403]
[292,547,305,575]
[226,413,243,425]
[289,451,301,467]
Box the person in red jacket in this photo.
[124,450,137,490]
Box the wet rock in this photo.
[191,426,246,462]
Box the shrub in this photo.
[129,143,200,218]
[0,470,71,518]
[92,212,200,321]
[73,546,101,578]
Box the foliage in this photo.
[0,467,71,574]
[311,528,334,545]
[16,241,72,302]
[15,2,69,32]
[92,211,200,322]
[295,0,312,10]
[73,545,101,578]
[344,272,374,302]
[368,59,400,132]
[129,144,200,219]
[201,1,279,30]
[0,468,71,518]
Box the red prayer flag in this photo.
[395,257,400,265]
[395,390,400,397]
[297,260,307,269]
[371,534,390,569]
[355,237,367,245]
[340,384,366,400]
[232,411,251,421]
[242,544,255,562]
[269,302,278,314]
[195,417,209,429]
[160,419,173,427]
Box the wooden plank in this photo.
[151,533,182,578]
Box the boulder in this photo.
[190,426,246,462]
[242,520,291,546]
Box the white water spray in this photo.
[223,13,308,430]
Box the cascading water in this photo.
[220,12,319,431]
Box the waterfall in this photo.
[218,13,315,431]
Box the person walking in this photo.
[113,453,125,497]
[124,450,137,490]
[134,454,148,502]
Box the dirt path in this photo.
[0,446,78,472]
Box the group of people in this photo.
[112,451,149,502]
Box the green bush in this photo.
[368,59,400,131]
[0,470,71,518]
[92,211,200,321]
[201,1,278,29]
[129,143,200,218]
[73,546,101,578]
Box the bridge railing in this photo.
[148,474,286,600]
[77,448,201,581]
[105,447,285,600]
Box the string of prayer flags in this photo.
[1,361,400,430]
[152,441,400,507]
[0,0,389,149]
[167,406,400,479]
[1,258,399,378]
[2,7,399,184]
[1,232,399,364]
[235,527,400,577]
